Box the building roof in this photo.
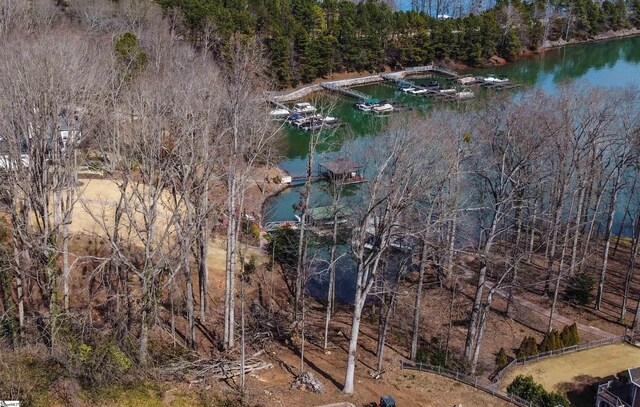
[629,367,640,387]
[320,157,362,175]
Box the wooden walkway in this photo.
[267,98,289,111]
[481,82,521,90]
[320,82,373,100]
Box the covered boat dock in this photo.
[318,157,365,185]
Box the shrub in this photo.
[517,336,538,358]
[539,330,562,352]
[507,375,570,407]
[564,271,596,306]
[415,348,429,364]
[249,223,261,239]
[495,347,509,369]
[560,323,580,347]
[65,338,133,388]
[414,338,454,369]
[430,347,447,367]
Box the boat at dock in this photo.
[483,75,509,83]
[355,98,394,113]
[269,108,290,119]
[355,98,381,112]
[455,89,474,99]
[372,102,394,113]
[292,102,317,114]
[287,114,342,131]
[438,88,457,94]
[286,113,309,126]
[457,76,479,85]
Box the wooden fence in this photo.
[401,361,539,407]
[492,334,628,385]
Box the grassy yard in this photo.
[501,343,640,405]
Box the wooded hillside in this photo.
[154,0,640,86]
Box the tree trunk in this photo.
[295,136,316,322]
[376,288,397,373]
[62,187,73,312]
[471,291,495,371]
[343,296,363,394]
[545,180,566,295]
[184,251,195,349]
[596,170,622,310]
[410,239,428,360]
[224,175,237,349]
[569,179,586,276]
[549,221,571,332]
[198,194,209,321]
[324,213,339,350]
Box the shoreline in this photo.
[270,29,640,102]
[541,27,640,51]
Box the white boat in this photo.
[269,108,290,118]
[484,75,509,83]
[372,103,394,113]
[401,87,416,93]
[292,102,316,114]
[356,98,381,112]
[439,88,456,94]
[457,76,477,85]
[323,116,339,124]
[409,88,428,95]
[455,90,474,99]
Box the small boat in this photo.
[408,88,428,95]
[299,115,341,131]
[372,103,394,113]
[286,113,309,127]
[401,86,417,93]
[484,75,509,83]
[439,88,456,94]
[355,98,381,112]
[456,76,477,85]
[299,118,324,131]
[269,108,290,119]
[292,102,316,114]
[455,89,474,99]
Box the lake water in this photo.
[265,35,640,302]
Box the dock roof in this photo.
[320,157,362,175]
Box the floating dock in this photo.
[481,81,521,90]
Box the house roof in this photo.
[320,157,362,175]
[629,367,640,387]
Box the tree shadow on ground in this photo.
[557,374,604,407]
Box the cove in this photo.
[264,35,640,302]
